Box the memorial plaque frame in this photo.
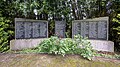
[72,17,109,40]
[15,18,48,39]
[55,21,66,38]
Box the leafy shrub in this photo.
[73,35,94,60]
[37,36,77,56]
[112,14,120,36]
[112,14,120,51]
[95,53,120,59]
[20,35,94,60]
[0,17,14,52]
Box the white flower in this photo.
[33,9,37,15]
[61,15,64,18]
[68,0,70,2]
[50,17,53,19]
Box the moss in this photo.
[0,54,120,67]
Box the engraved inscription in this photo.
[72,22,81,37]
[16,21,25,39]
[89,22,97,39]
[55,21,66,38]
[98,21,107,39]
[25,22,32,38]
[80,22,89,38]
[81,22,84,37]
[72,17,108,40]
[33,22,40,38]
[84,22,89,38]
[39,22,47,37]
[15,18,48,39]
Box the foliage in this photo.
[0,1,14,52]
[112,14,120,35]
[111,14,120,51]
[74,35,95,60]
[37,37,76,56]
[0,17,14,52]
[0,0,120,52]
[6,0,98,37]
[20,35,94,60]
[95,53,120,59]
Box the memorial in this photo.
[11,17,114,52]
[15,18,48,39]
[72,17,108,40]
[55,21,66,38]
[72,17,114,52]
[10,18,48,50]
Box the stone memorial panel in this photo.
[33,22,41,38]
[72,22,81,37]
[72,17,108,40]
[89,21,97,39]
[83,22,89,38]
[55,21,66,38]
[16,21,25,39]
[98,21,107,40]
[25,22,32,38]
[15,18,48,39]
[39,22,47,37]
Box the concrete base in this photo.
[10,39,114,52]
[89,40,114,52]
[10,39,46,50]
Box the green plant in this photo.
[19,35,94,60]
[0,17,14,52]
[73,35,94,60]
[37,36,77,56]
[95,53,120,59]
[114,54,120,59]
[112,14,120,51]
[112,14,120,35]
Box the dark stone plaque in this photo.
[32,22,47,38]
[82,22,89,38]
[98,21,107,39]
[89,21,97,39]
[72,22,81,37]
[80,22,84,37]
[39,22,47,37]
[55,21,66,38]
[15,18,48,39]
[16,21,25,39]
[72,17,108,40]
[25,22,32,38]
[33,22,41,38]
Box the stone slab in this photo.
[55,21,66,38]
[88,40,114,52]
[10,39,114,52]
[72,17,109,40]
[15,18,48,39]
[10,39,46,50]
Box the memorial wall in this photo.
[15,18,48,39]
[72,17,108,40]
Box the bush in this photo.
[0,17,14,52]
[37,36,77,56]
[20,35,94,60]
[112,14,120,51]
[74,35,94,60]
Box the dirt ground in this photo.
[0,53,120,67]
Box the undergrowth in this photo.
[95,53,120,59]
[19,35,95,60]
